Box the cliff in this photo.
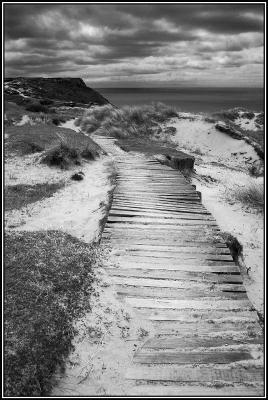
[4,77,109,106]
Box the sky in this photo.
[4,3,264,88]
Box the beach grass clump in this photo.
[226,179,264,210]
[41,140,97,169]
[25,103,49,113]
[5,125,102,166]
[78,102,179,139]
[4,230,97,396]
[5,182,64,211]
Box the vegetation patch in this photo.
[25,103,49,113]
[4,230,98,396]
[5,125,103,162]
[220,231,243,263]
[78,102,178,139]
[41,141,97,169]
[5,182,64,211]
[225,180,264,211]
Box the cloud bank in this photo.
[4,4,264,87]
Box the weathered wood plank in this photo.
[109,211,215,221]
[133,350,253,364]
[111,254,234,263]
[128,384,264,396]
[109,263,239,272]
[143,336,263,349]
[115,285,248,300]
[113,247,231,255]
[111,276,244,291]
[106,268,243,283]
[125,365,264,383]
[124,297,252,311]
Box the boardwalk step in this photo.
[106,268,243,283]
[143,336,263,349]
[125,365,264,383]
[133,350,253,364]
[115,285,247,300]
[128,384,264,396]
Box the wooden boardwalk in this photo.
[94,135,264,396]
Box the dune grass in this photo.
[226,180,264,210]
[5,124,103,168]
[5,182,65,211]
[4,230,98,396]
[77,102,178,139]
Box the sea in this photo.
[96,87,264,114]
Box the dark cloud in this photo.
[4,3,264,86]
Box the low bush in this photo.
[52,117,66,126]
[39,99,54,106]
[255,112,264,126]
[26,103,49,113]
[42,142,81,169]
[220,232,243,262]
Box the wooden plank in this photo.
[106,268,243,283]
[115,247,230,255]
[125,365,264,383]
[134,308,259,322]
[111,276,244,291]
[128,384,264,396]
[109,263,239,273]
[110,206,210,214]
[105,239,227,248]
[150,321,261,336]
[124,297,252,311]
[109,211,215,221]
[143,336,263,349]
[112,254,234,263]
[115,285,247,300]
[133,350,253,364]
[104,224,220,231]
[107,217,218,225]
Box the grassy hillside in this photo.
[4,77,109,106]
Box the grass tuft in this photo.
[5,125,103,166]
[78,102,178,139]
[4,230,98,396]
[5,182,65,211]
[226,180,264,210]
[25,103,49,113]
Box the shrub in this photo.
[52,117,66,126]
[220,232,243,262]
[241,111,255,119]
[255,112,264,126]
[26,103,49,113]
[248,163,264,177]
[71,171,84,181]
[39,99,54,106]
[42,143,80,169]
